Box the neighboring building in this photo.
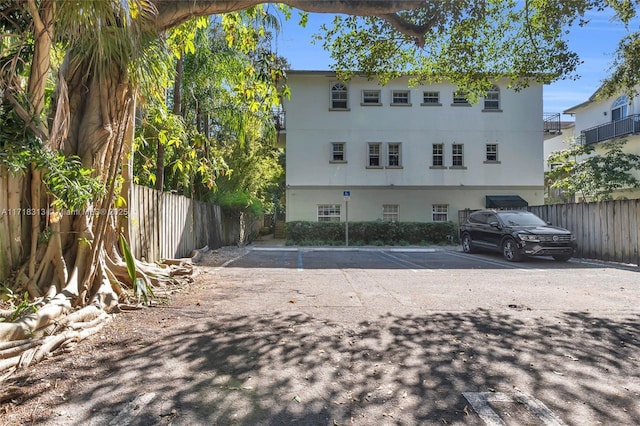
[543,120,576,203]
[281,71,545,223]
[562,90,640,201]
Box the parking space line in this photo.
[446,251,545,271]
[378,251,434,272]
[297,249,303,271]
[463,391,567,426]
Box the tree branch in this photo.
[155,0,425,32]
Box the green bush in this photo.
[285,221,457,246]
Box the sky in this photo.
[274,8,637,120]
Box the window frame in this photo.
[432,204,448,222]
[367,142,383,168]
[484,143,500,163]
[387,142,402,168]
[317,204,341,222]
[452,90,470,106]
[330,142,347,163]
[451,143,465,168]
[361,89,382,106]
[421,91,441,106]
[330,82,349,110]
[611,95,628,121]
[391,90,411,106]
[483,85,501,111]
[382,204,400,222]
[431,143,445,168]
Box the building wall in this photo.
[284,72,545,222]
[565,92,640,200]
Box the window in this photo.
[484,86,500,110]
[362,89,381,105]
[391,90,411,105]
[387,143,402,167]
[422,91,440,105]
[331,142,346,162]
[331,82,348,109]
[318,204,341,222]
[432,143,444,167]
[485,144,498,162]
[432,204,448,222]
[611,95,628,121]
[452,143,464,167]
[383,204,399,222]
[367,143,382,167]
[453,90,469,105]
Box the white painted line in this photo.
[378,251,434,271]
[463,391,567,426]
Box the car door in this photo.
[483,213,504,249]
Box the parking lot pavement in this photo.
[42,247,640,426]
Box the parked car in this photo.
[459,210,577,262]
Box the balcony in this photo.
[582,114,640,145]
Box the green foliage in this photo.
[285,221,457,246]
[313,0,636,99]
[215,190,264,217]
[546,138,640,201]
[0,285,38,322]
[119,233,154,305]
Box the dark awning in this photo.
[485,195,529,209]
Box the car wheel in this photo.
[461,233,475,253]
[502,238,522,262]
[553,254,572,262]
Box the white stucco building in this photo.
[282,71,545,223]
[561,90,640,200]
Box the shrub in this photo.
[285,221,456,246]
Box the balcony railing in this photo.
[543,112,561,134]
[582,114,640,145]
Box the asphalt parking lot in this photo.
[41,246,640,426]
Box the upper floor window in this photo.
[362,89,381,105]
[422,91,440,105]
[432,143,444,167]
[452,90,470,106]
[383,204,399,222]
[485,144,499,162]
[432,204,448,222]
[318,204,341,222]
[391,90,411,105]
[367,142,382,168]
[611,95,628,121]
[387,143,402,167]
[331,142,346,163]
[331,82,348,109]
[483,86,500,110]
[452,143,464,167]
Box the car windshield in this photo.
[497,212,547,227]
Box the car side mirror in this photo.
[489,221,500,228]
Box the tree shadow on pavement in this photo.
[21,309,640,425]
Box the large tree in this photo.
[0,0,638,373]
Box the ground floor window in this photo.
[382,204,399,222]
[317,204,341,222]
[432,204,448,222]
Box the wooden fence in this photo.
[128,184,262,261]
[529,200,640,266]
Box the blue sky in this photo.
[274,8,636,119]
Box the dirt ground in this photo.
[0,246,246,426]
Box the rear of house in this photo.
[281,71,545,223]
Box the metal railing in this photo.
[581,114,640,145]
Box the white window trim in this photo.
[484,143,500,164]
[452,90,470,106]
[391,90,412,106]
[361,89,382,106]
[430,143,445,169]
[367,142,383,169]
[330,82,349,111]
[483,86,501,112]
[421,91,441,106]
[432,204,449,222]
[317,204,341,222]
[382,204,400,222]
[450,143,466,169]
[386,142,403,168]
[330,142,347,163]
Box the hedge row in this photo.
[285,221,457,246]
